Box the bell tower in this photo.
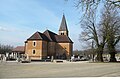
[59,14,68,36]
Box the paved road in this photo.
[0,61,120,78]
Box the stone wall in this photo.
[25,40,46,60]
[56,43,73,59]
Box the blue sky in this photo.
[0,0,83,50]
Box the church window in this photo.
[61,33,64,35]
[33,49,36,54]
[33,41,36,47]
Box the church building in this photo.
[24,15,73,60]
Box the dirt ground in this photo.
[0,61,120,78]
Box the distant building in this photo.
[12,46,25,54]
[24,15,73,60]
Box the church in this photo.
[24,15,73,60]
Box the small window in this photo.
[33,50,35,54]
[33,41,36,47]
[33,42,36,46]
[61,33,64,35]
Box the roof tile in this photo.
[12,46,24,52]
[27,31,49,41]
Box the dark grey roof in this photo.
[27,31,49,41]
[59,14,68,31]
[43,30,57,42]
[55,35,73,43]
[27,30,73,43]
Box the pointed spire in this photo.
[59,14,68,32]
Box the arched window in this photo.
[61,33,64,35]
[33,41,36,47]
[33,50,35,54]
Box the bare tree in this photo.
[74,0,120,15]
[80,9,108,62]
[100,3,120,62]
[0,44,13,54]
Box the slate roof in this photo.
[27,31,49,41]
[59,14,68,31]
[27,30,73,43]
[55,35,73,43]
[43,30,57,42]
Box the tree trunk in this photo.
[108,46,117,62]
[96,52,103,62]
[109,52,117,62]
[96,46,104,62]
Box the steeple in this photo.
[59,14,68,36]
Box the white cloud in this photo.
[0,26,7,31]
